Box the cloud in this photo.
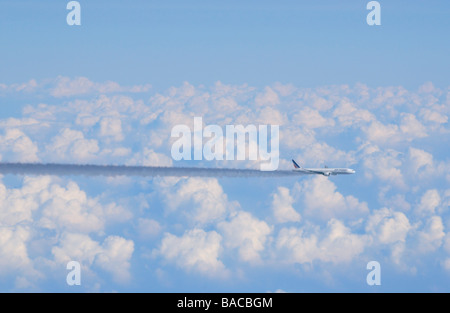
[256,106,286,125]
[380,193,411,212]
[136,218,162,239]
[407,147,434,175]
[52,233,101,265]
[296,176,369,222]
[418,82,437,94]
[362,147,405,188]
[160,178,231,225]
[255,86,280,107]
[99,117,124,142]
[0,226,37,277]
[271,187,301,223]
[0,129,39,162]
[46,128,99,161]
[364,208,447,265]
[156,228,228,278]
[0,175,133,285]
[399,113,427,140]
[332,100,375,127]
[52,232,134,283]
[38,180,131,233]
[0,79,38,94]
[363,114,428,146]
[0,117,44,129]
[1,78,449,290]
[311,95,334,111]
[363,121,400,144]
[1,176,131,234]
[276,219,368,264]
[416,216,445,253]
[0,77,152,98]
[415,190,441,217]
[127,148,173,167]
[297,142,355,168]
[366,208,412,244]
[95,236,135,283]
[50,76,151,97]
[280,127,316,150]
[293,107,334,129]
[419,108,448,125]
[218,211,272,263]
[0,177,44,227]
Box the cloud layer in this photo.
[0,77,449,291]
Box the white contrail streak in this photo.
[0,163,307,178]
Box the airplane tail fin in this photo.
[292,159,302,169]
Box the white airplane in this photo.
[292,159,355,176]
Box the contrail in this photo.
[0,163,307,178]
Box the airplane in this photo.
[292,159,355,176]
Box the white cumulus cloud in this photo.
[271,187,301,223]
[218,211,272,263]
[156,228,228,278]
[276,219,368,264]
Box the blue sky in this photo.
[0,1,449,292]
[1,1,449,89]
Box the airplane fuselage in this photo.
[291,159,355,176]
[292,167,355,176]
